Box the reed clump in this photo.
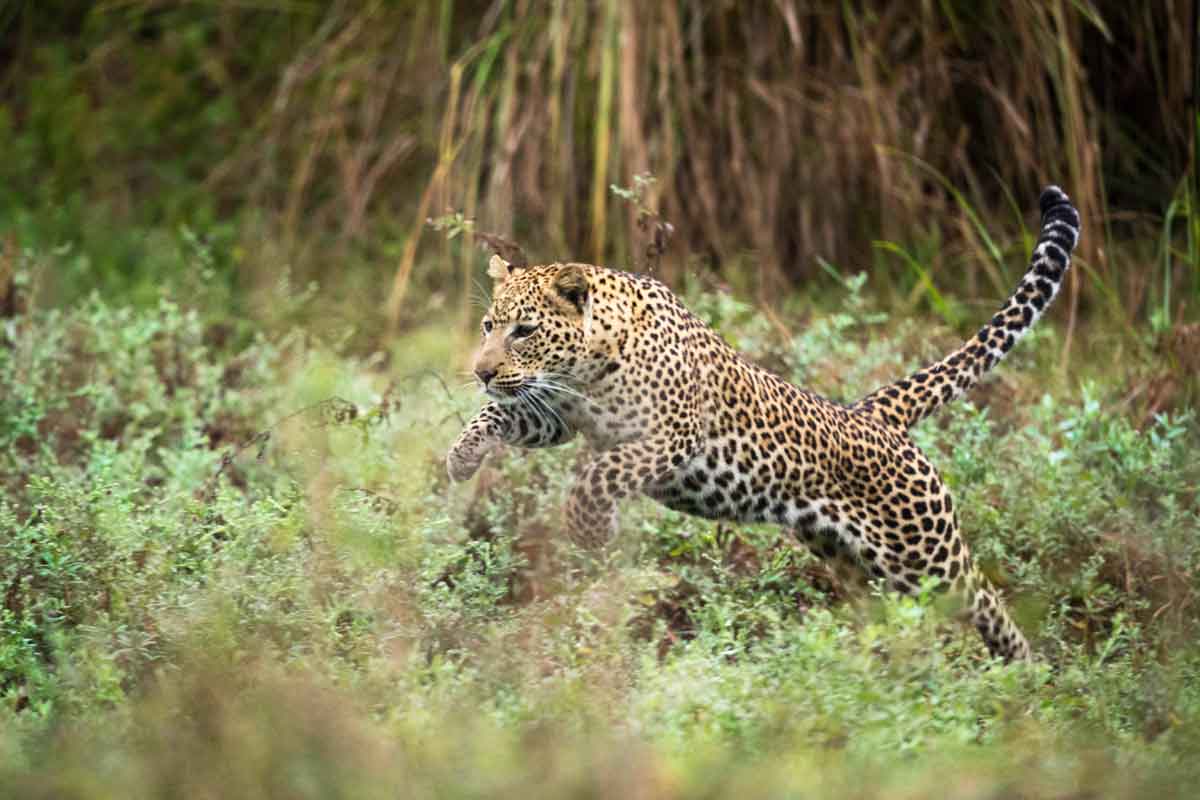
[0,2,1194,327]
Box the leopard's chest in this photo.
[559,356,681,449]
[561,393,650,450]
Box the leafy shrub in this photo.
[1,255,1199,795]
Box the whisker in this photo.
[521,385,552,425]
[540,371,586,391]
[471,278,492,305]
[534,377,586,401]
[528,389,566,431]
[518,387,553,434]
[521,382,569,435]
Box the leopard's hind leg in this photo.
[960,566,1032,661]
[847,509,1031,661]
[827,434,1032,662]
[861,498,1031,662]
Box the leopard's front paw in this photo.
[446,447,483,482]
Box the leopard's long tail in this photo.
[853,186,1081,429]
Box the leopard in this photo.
[447,186,1081,661]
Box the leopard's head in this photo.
[472,255,594,404]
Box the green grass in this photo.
[1,249,1198,797]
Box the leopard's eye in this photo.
[512,323,539,339]
[482,319,494,334]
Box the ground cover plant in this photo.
[1,237,1198,796]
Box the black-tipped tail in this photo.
[853,186,1081,429]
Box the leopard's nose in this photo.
[475,367,497,386]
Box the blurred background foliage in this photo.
[0,0,1196,331]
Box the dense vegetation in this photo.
[1,1,1198,797]
[2,1,1196,324]
[2,266,1198,797]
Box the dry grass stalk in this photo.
[93,0,1181,330]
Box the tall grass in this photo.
[377,0,1193,326]
[0,1,1194,330]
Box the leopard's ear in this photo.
[551,264,589,313]
[487,254,512,284]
